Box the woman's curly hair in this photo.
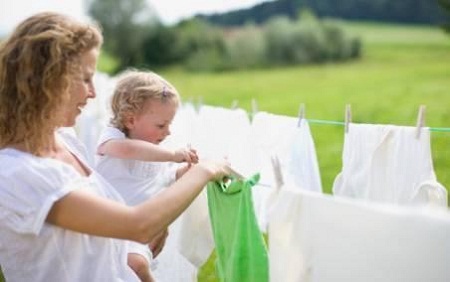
[0,12,102,155]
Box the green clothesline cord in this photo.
[305,119,450,133]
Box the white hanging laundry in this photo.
[165,102,199,149]
[251,112,322,231]
[175,189,215,268]
[288,118,322,192]
[333,123,447,206]
[152,217,198,282]
[268,188,450,282]
[194,106,256,174]
[251,112,322,191]
[173,105,258,266]
[194,105,231,160]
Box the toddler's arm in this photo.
[98,138,198,163]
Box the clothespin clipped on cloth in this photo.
[416,105,426,139]
[297,103,305,127]
[271,156,284,190]
[229,166,245,180]
[196,96,203,113]
[345,104,352,133]
[251,98,258,117]
[231,99,239,109]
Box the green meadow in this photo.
[158,22,450,281]
[1,21,449,282]
[163,21,450,198]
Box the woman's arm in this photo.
[46,160,228,243]
[98,138,198,163]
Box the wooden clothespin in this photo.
[251,98,258,119]
[271,155,284,190]
[231,99,239,109]
[416,105,426,139]
[345,104,352,133]
[297,103,305,127]
[229,166,245,180]
[196,96,203,113]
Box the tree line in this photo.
[198,0,449,27]
[89,0,361,73]
[88,0,450,74]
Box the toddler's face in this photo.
[127,99,177,144]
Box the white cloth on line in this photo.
[165,102,199,150]
[176,189,215,268]
[169,104,256,267]
[152,217,198,282]
[251,112,322,231]
[268,188,450,282]
[251,112,322,190]
[333,123,447,206]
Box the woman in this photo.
[0,12,230,281]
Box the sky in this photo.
[0,0,269,36]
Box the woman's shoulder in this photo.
[0,148,38,172]
[0,147,78,182]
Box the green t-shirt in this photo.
[207,174,269,282]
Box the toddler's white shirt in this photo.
[96,127,177,206]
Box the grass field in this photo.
[157,22,450,281]
[162,21,450,197]
[1,21,449,282]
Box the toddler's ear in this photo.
[124,114,136,130]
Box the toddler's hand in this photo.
[173,147,199,163]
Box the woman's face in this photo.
[63,48,99,127]
[126,99,178,144]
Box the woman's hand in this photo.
[194,159,232,181]
[148,228,169,258]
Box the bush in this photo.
[262,15,361,67]
[173,19,228,71]
[224,24,267,70]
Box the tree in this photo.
[88,0,160,71]
[438,0,450,33]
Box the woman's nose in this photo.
[88,83,96,99]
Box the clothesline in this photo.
[304,118,450,133]
[187,100,450,133]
